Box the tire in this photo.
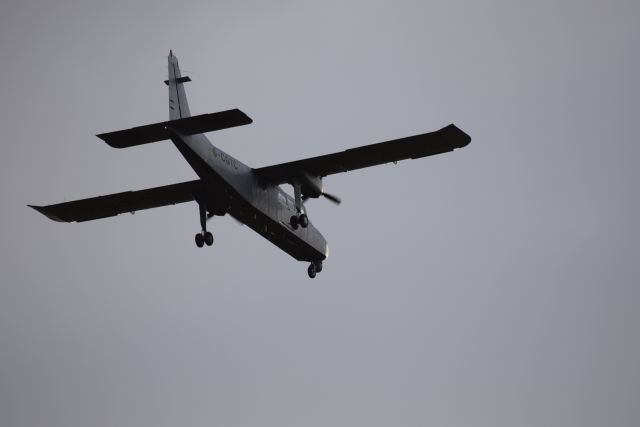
[195,233,205,248]
[290,215,299,230]
[204,231,214,246]
[314,261,323,273]
[307,263,316,278]
[299,214,309,228]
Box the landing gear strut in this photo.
[290,182,309,229]
[195,203,214,248]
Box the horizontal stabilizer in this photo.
[29,180,203,222]
[97,108,252,148]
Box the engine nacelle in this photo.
[299,172,323,198]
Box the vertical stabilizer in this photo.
[167,51,192,120]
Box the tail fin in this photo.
[167,50,191,120]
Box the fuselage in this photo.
[168,128,328,262]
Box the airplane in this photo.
[29,51,471,278]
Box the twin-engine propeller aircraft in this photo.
[30,51,471,278]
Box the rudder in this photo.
[167,50,191,120]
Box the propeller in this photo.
[320,192,342,205]
[302,192,342,205]
[296,172,341,205]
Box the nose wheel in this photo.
[307,260,323,278]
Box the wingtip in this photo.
[445,123,471,148]
[95,132,124,149]
[236,108,253,124]
[28,204,66,222]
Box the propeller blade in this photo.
[301,192,342,205]
[322,192,342,205]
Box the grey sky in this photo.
[1,1,639,426]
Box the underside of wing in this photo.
[29,180,204,223]
[254,124,471,185]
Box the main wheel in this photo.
[299,213,309,228]
[290,215,299,230]
[204,231,214,246]
[307,263,316,278]
[314,260,323,273]
[195,233,205,248]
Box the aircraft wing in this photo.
[253,124,471,184]
[29,180,203,222]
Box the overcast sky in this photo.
[1,1,639,426]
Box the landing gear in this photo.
[195,203,214,248]
[290,182,309,230]
[204,231,214,246]
[307,261,323,278]
[299,213,309,228]
[290,213,309,230]
[307,263,317,278]
[195,231,213,248]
